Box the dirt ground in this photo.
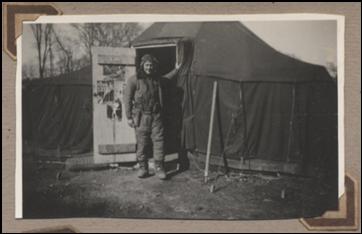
[22,153,337,220]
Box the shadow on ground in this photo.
[22,153,337,220]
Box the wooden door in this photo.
[92,47,137,164]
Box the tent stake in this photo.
[204,81,218,183]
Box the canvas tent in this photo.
[22,66,93,155]
[23,21,337,176]
[132,22,338,175]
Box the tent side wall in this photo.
[183,73,338,175]
[189,77,295,160]
[22,67,93,156]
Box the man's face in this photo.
[143,61,154,75]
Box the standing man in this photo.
[123,54,166,180]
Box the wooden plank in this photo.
[92,46,135,64]
[65,155,109,171]
[98,54,135,65]
[132,38,178,48]
[286,84,296,162]
[98,143,136,154]
[65,152,179,171]
[204,81,218,182]
[195,152,304,175]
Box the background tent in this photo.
[22,66,93,156]
[133,22,338,175]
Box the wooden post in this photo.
[240,83,249,163]
[204,81,218,183]
[286,84,296,162]
[112,100,116,163]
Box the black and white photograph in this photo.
[18,15,341,220]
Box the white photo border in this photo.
[16,13,345,219]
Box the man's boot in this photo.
[137,161,148,178]
[155,161,167,180]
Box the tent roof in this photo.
[132,22,203,46]
[132,22,333,83]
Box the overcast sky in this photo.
[242,20,337,66]
[22,20,337,73]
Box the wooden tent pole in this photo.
[240,83,249,163]
[286,84,296,162]
[204,81,218,183]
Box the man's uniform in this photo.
[123,56,166,179]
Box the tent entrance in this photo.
[135,44,183,154]
[135,44,177,76]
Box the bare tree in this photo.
[92,23,143,47]
[22,63,36,80]
[72,23,143,65]
[73,55,90,71]
[52,27,74,74]
[117,23,143,47]
[30,24,53,79]
[71,23,98,64]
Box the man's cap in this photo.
[140,54,159,65]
